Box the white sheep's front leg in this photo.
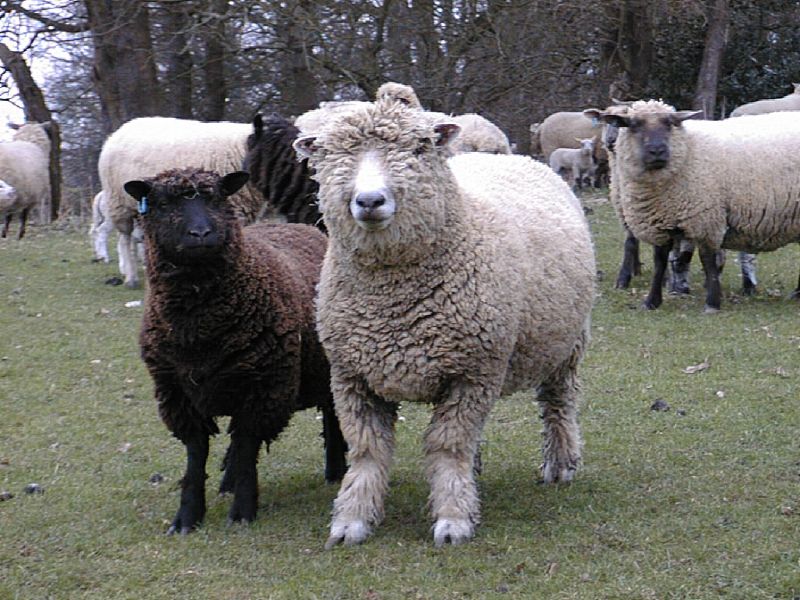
[538,339,585,484]
[424,382,496,547]
[117,227,140,289]
[325,374,397,549]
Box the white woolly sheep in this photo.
[98,117,267,288]
[600,100,800,312]
[549,137,595,190]
[730,83,800,117]
[448,113,512,155]
[294,91,595,548]
[0,122,51,239]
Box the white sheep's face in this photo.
[294,103,461,263]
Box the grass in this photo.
[1,198,799,599]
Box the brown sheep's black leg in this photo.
[615,229,641,289]
[321,401,347,483]
[642,243,670,310]
[218,443,236,495]
[168,434,209,535]
[226,433,261,524]
[2,214,10,238]
[17,208,29,240]
[699,246,722,313]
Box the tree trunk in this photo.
[0,42,61,222]
[692,0,730,118]
[275,1,319,115]
[84,0,163,133]
[163,4,194,119]
[202,0,228,121]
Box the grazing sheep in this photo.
[123,167,347,533]
[449,113,512,155]
[242,114,325,232]
[599,100,800,312]
[99,117,267,288]
[549,138,595,190]
[0,122,51,239]
[730,83,800,117]
[294,91,595,547]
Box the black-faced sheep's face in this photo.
[124,170,249,265]
[293,103,460,260]
[601,109,702,171]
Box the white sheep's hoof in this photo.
[433,518,474,547]
[541,462,577,484]
[324,519,371,550]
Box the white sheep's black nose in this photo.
[645,144,669,161]
[354,191,386,211]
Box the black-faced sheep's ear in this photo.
[293,135,319,159]
[669,110,704,125]
[599,112,633,129]
[433,123,460,147]
[583,109,602,123]
[220,171,250,197]
[252,114,264,139]
[124,180,152,201]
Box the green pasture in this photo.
[1,197,798,599]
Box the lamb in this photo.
[599,100,800,312]
[88,190,144,268]
[123,167,347,533]
[98,117,268,288]
[730,83,800,117]
[0,122,51,239]
[293,90,595,547]
[548,137,595,190]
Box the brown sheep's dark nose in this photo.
[188,224,212,239]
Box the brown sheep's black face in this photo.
[124,171,249,265]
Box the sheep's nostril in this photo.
[188,226,212,238]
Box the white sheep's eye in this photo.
[413,139,432,156]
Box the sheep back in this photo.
[538,111,601,161]
[99,117,263,234]
[730,84,800,117]
[449,113,512,154]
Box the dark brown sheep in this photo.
[124,167,346,534]
[243,114,325,232]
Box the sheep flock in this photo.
[6,77,800,551]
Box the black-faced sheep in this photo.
[730,83,800,117]
[0,122,51,239]
[294,90,595,548]
[123,167,346,533]
[599,100,800,312]
[99,117,269,288]
[242,114,325,232]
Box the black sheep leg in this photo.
[321,401,347,482]
[168,434,209,535]
[699,245,723,312]
[615,229,641,289]
[642,243,671,310]
[226,433,261,524]
[218,443,236,495]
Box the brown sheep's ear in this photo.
[124,180,152,201]
[293,135,319,159]
[433,122,460,147]
[220,171,250,197]
[669,110,703,125]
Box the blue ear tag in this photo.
[592,117,599,126]
[138,196,148,215]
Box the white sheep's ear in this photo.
[669,110,703,124]
[433,122,460,147]
[124,180,151,201]
[293,135,320,159]
[221,171,250,196]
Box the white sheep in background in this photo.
[730,83,800,117]
[97,117,267,288]
[0,122,51,239]
[600,100,800,312]
[448,113,512,155]
[549,137,595,190]
[295,90,595,548]
[88,190,144,269]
